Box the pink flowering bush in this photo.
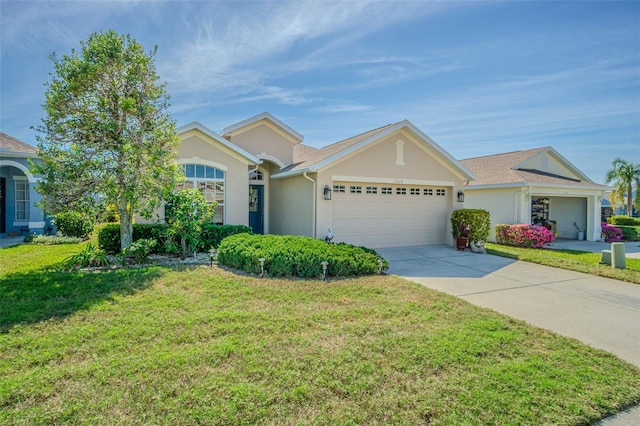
[601,222,623,242]
[494,224,555,248]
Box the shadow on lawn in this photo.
[0,266,167,332]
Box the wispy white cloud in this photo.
[311,102,373,114]
[0,1,142,55]
[161,1,447,103]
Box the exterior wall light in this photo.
[457,190,465,203]
[323,185,332,200]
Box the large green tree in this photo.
[605,158,640,216]
[33,30,180,249]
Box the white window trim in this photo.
[180,163,226,224]
[177,158,229,172]
[15,180,29,222]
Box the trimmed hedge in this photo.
[618,226,639,241]
[451,209,491,242]
[98,224,167,254]
[216,234,388,278]
[198,223,253,252]
[54,211,94,238]
[607,216,640,226]
[494,224,555,248]
[98,223,252,254]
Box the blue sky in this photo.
[1,1,638,184]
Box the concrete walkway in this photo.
[377,245,640,425]
[0,236,25,248]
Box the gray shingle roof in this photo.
[461,147,608,190]
[281,124,395,172]
[0,132,37,154]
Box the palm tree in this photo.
[605,158,640,216]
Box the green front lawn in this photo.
[486,243,640,284]
[1,242,639,424]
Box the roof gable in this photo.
[514,147,589,182]
[273,120,475,181]
[176,122,261,165]
[221,112,303,144]
[461,146,606,190]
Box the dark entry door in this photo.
[249,185,264,234]
[0,177,5,234]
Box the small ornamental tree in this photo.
[164,189,216,259]
[32,30,180,250]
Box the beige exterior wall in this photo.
[138,130,253,226]
[315,131,466,245]
[464,187,522,241]
[180,132,251,226]
[466,186,603,241]
[228,121,295,167]
[519,152,581,180]
[270,173,314,237]
[324,131,459,182]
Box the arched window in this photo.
[177,164,225,224]
[249,170,264,181]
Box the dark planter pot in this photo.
[456,237,469,251]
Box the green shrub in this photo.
[60,242,110,270]
[98,222,250,254]
[494,224,555,248]
[99,223,167,254]
[133,224,168,250]
[608,215,640,226]
[32,235,83,245]
[122,238,157,264]
[198,224,253,251]
[451,209,491,242]
[54,211,95,238]
[98,224,123,254]
[216,234,388,278]
[618,225,639,241]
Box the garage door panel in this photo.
[332,182,449,248]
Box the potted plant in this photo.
[454,221,471,251]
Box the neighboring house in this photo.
[0,132,49,236]
[460,147,609,242]
[145,112,475,248]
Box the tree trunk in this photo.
[180,236,188,260]
[119,198,133,250]
[627,185,633,217]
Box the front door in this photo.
[0,177,5,234]
[249,185,264,234]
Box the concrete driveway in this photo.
[377,245,640,425]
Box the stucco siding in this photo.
[464,188,521,241]
[518,152,581,180]
[178,133,250,170]
[229,122,295,167]
[313,132,464,246]
[270,174,314,237]
[325,132,460,183]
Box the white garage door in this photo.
[331,182,449,248]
